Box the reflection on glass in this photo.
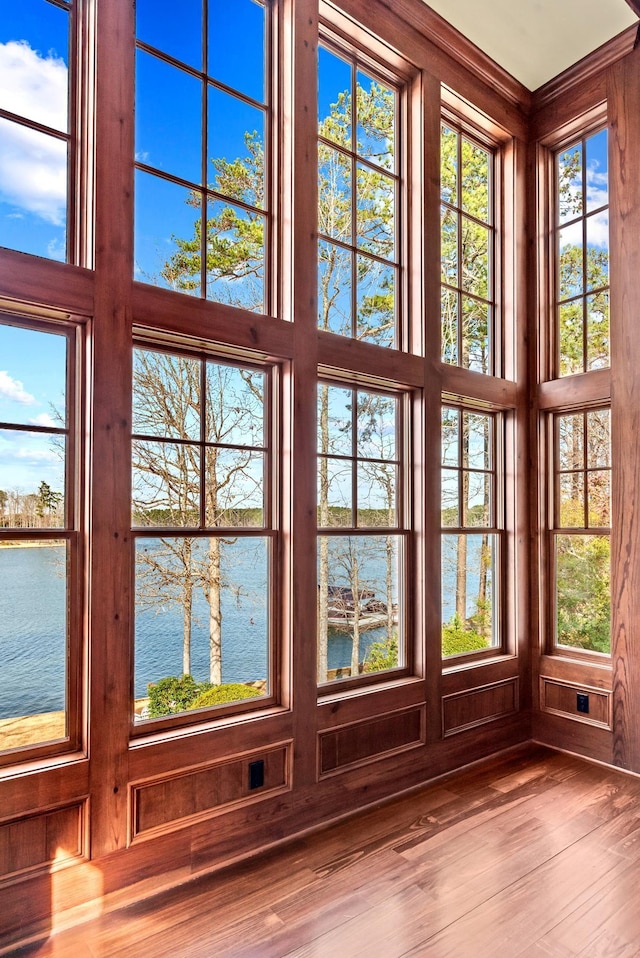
[356,165,395,259]
[558,225,583,300]
[557,143,583,224]
[585,129,608,213]
[586,291,609,371]
[442,533,496,655]
[586,211,609,291]
[586,409,610,468]
[461,218,489,298]
[587,471,610,527]
[134,170,202,295]
[558,301,583,376]
[441,125,458,204]
[462,297,490,373]
[136,0,202,68]
[318,241,352,336]
[317,535,401,683]
[0,121,67,260]
[356,256,395,347]
[318,145,352,242]
[133,349,201,440]
[208,88,265,207]
[441,206,458,286]
[205,198,265,312]
[0,540,68,752]
[559,473,584,527]
[208,0,265,103]
[136,52,202,184]
[318,46,351,148]
[461,138,489,222]
[356,72,395,172]
[441,288,458,365]
[555,534,610,653]
[134,536,269,719]
[132,440,200,527]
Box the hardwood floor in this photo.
[7,744,640,957]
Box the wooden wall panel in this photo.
[0,803,85,882]
[318,706,425,776]
[540,678,612,730]
[132,744,290,838]
[609,45,640,773]
[442,679,518,736]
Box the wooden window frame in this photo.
[316,374,413,692]
[129,337,281,737]
[133,0,274,316]
[0,311,86,768]
[440,401,506,665]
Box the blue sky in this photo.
[0,323,66,496]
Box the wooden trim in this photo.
[609,46,640,772]
[537,370,611,411]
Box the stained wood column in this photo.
[609,45,640,771]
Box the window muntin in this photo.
[552,408,610,654]
[317,381,405,684]
[555,128,609,376]
[317,43,400,348]
[0,0,72,262]
[441,406,501,657]
[0,318,77,758]
[134,0,269,313]
[441,123,496,374]
[131,346,274,723]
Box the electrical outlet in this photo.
[249,759,265,789]
[576,693,589,714]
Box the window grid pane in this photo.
[441,123,496,375]
[441,406,501,657]
[552,408,611,654]
[555,128,610,376]
[0,0,73,262]
[131,346,274,722]
[0,319,75,757]
[317,42,400,348]
[317,381,405,684]
[134,0,270,313]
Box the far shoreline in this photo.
[0,540,65,549]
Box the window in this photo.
[317,381,405,684]
[552,408,610,654]
[131,345,275,723]
[0,316,80,758]
[134,0,270,313]
[555,128,609,376]
[441,121,496,374]
[317,42,400,348]
[441,405,501,657]
[0,0,73,262]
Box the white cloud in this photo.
[0,41,68,225]
[30,412,57,427]
[0,370,36,405]
[14,447,59,463]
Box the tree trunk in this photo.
[208,537,222,684]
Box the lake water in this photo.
[0,544,387,720]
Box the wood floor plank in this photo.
[6,746,640,958]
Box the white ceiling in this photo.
[423,0,638,90]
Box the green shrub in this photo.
[442,613,489,657]
[188,683,262,709]
[363,634,398,673]
[147,674,212,717]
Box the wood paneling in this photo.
[609,45,640,772]
[540,677,612,729]
[318,706,425,775]
[0,803,84,881]
[132,744,290,838]
[442,679,518,736]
